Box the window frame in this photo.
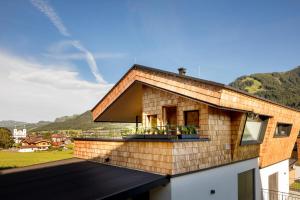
[273,122,293,138]
[240,113,269,145]
[184,110,200,127]
[147,114,158,128]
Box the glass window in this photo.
[147,115,157,128]
[241,113,268,145]
[184,110,199,127]
[274,123,292,137]
[238,169,255,200]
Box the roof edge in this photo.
[91,64,300,114]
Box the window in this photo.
[241,113,268,145]
[147,115,157,128]
[184,110,199,127]
[274,123,292,137]
[238,169,255,200]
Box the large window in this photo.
[184,110,199,127]
[147,115,157,128]
[274,123,292,137]
[238,169,255,200]
[241,113,268,145]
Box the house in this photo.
[19,136,51,152]
[51,133,67,147]
[74,65,300,200]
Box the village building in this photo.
[19,136,51,152]
[51,133,67,147]
[71,65,300,200]
[12,126,27,143]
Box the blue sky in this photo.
[1,0,300,122]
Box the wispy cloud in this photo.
[30,0,107,83]
[30,0,70,37]
[71,40,106,83]
[0,51,112,122]
[45,40,126,60]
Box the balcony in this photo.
[73,126,231,175]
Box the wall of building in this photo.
[260,159,289,200]
[142,85,208,129]
[142,86,259,174]
[150,158,261,200]
[74,140,174,175]
[221,89,300,168]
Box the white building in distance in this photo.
[13,126,27,143]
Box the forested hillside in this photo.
[229,66,300,109]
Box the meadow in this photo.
[0,150,73,169]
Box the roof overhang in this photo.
[94,82,143,123]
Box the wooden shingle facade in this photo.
[74,65,300,176]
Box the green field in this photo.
[0,150,73,169]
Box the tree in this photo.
[0,127,14,149]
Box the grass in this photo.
[0,150,73,169]
[291,181,300,191]
[242,77,263,93]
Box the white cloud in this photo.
[30,0,106,84]
[0,51,112,122]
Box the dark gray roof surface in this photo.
[0,158,169,200]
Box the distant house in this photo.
[19,136,51,152]
[74,65,300,200]
[51,133,67,147]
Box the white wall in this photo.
[260,159,289,199]
[294,165,300,179]
[150,158,261,200]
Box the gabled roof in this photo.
[92,64,300,123]
[21,137,50,145]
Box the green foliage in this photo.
[0,127,14,149]
[230,66,300,110]
[178,125,196,134]
[0,150,73,169]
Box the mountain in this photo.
[229,66,300,109]
[0,120,51,132]
[30,111,130,132]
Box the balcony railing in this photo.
[262,189,300,200]
[75,125,206,140]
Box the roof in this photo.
[21,137,50,145]
[0,158,169,200]
[92,64,300,113]
[51,134,65,138]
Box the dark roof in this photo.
[0,158,169,200]
[92,64,300,113]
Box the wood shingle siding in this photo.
[85,65,300,173]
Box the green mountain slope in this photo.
[229,66,300,109]
[0,120,51,132]
[30,111,130,132]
